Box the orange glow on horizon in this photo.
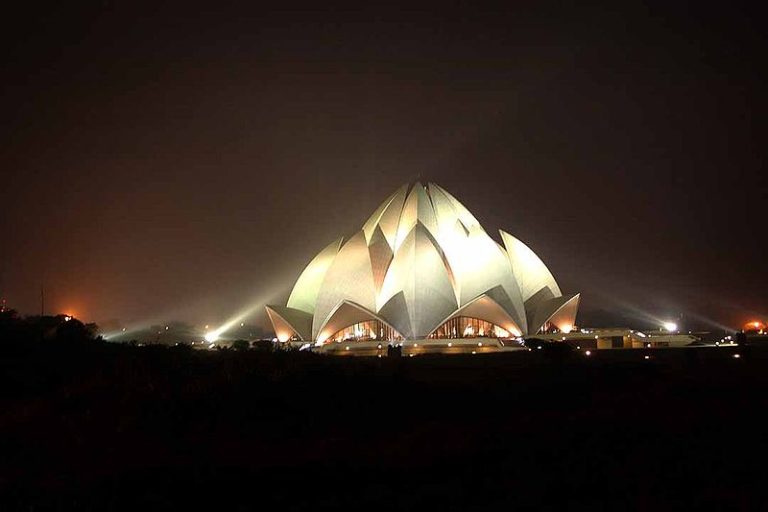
[61,309,80,320]
[56,298,84,321]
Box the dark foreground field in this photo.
[1,341,767,510]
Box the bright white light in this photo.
[204,332,219,343]
[447,342,452,347]
[733,353,741,359]
[644,355,650,360]
[585,350,592,356]
[663,322,678,332]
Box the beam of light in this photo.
[99,267,295,343]
[579,287,695,333]
[101,320,204,342]
[102,325,144,340]
[202,270,306,343]
[680,310,736,333]
[98,300,212,340]
[585,291,668,328]
[204,295,275,342]
[588,285,746,334]
[103,289,279,343]
[99,279,285,342]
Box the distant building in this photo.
[266,182,579,353]
[535,328,700,349]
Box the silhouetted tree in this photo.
[251,339,274,352]
[55,318,98,344]
[232,339,250,351]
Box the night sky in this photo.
[1,2,765,333]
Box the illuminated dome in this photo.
[266,182,579,344]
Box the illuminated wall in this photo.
[325,319,402,343]
[429,316,511,339]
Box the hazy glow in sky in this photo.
[1,4,765,330]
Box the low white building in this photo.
[535,328,699,349]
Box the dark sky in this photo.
[1,2,765,333]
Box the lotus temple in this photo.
[266,182,579,355]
